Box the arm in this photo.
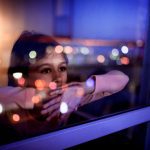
[80,70,129,106]
[0,86,35,111]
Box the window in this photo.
[0,0,150,149]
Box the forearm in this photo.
[80,70,129,105]
[0,86,35,111]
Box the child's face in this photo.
[27,51,67,88]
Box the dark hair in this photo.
[8,31,68,86]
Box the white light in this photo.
[97,55,105,63]
[29,50,37,59]
[86,78,95,88]
[60,102,68,114]
[0,104,3,114]
[112,48,119,56]
[80,47,89,55]
[121,46,129,54]
[13,72,23,79]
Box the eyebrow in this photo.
[33,62,67,69]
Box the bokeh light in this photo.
[13,72,23,79]
[64,46,73,54]
[35,79,46,90]
[136,40,144,47]
[29,50,37,59]
[17,77,25,86]
[60,102,68,114]
[55,45,63,53]
[76,87,84,97]
[86,78,95,88]
[97,55,105,63]
[0,103,3,114]
[80,47,90,55]
[32,95,41,104]
[112,48,119,57]
[12,114,20,122]
[49,82,57,90]
[121,46,129,54]
[46,46,53,54]
[120,57,130,65]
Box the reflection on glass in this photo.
[0,0,148,146]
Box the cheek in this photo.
[27,73,53,87]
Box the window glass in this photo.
[0,0,149,145]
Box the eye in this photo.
[40,68,52,74]
[59,66,67,72]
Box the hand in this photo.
[50,82,87,113]
[32,88,62,122]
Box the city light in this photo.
[86,78,95,88]
[49,82,57,90]
[0,103,3,114]
[60,102,68,114]
[64,46,73,54]
[120,57,130,65]
[46,46,53,54]
[55,45,63,53]
[97,55,105,63]
[29,50,37,59]
[13,72,23,79]
[35,79,46,90]
[12,114,20,122]
[112,48,119,57]
[80,47,90,55]
[121,46,129,54]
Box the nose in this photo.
[52,71,62,86]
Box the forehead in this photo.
[31,51,66,66]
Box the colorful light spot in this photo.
[35,80,46,90]
[76,87,84,97]
[97,55,105,63]
[121,46,129,54]
[120,57,130,65]
[13,72,23,79]
[0,104,3,114]
[49,82,57,90]
[29,50,37,59]
[55,45,63,53]
[60,102,68,114]
[18,77,25,86]
[64,46,73,54]
[32,95,41,104]
[12,114,20,122]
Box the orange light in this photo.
[12,114,20,122]
[97,55,105,63]
[35,79,46,90]
[120,57,130,65]
[32,95,41,104]
[18,77,25,86]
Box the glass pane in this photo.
[67,123,147,150]
[0,0,149,145]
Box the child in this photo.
[0,31,129,137]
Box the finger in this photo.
[41,102,60,115]
[49,89,63,96]
[46,110,60,121]
[43,96,61,109]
